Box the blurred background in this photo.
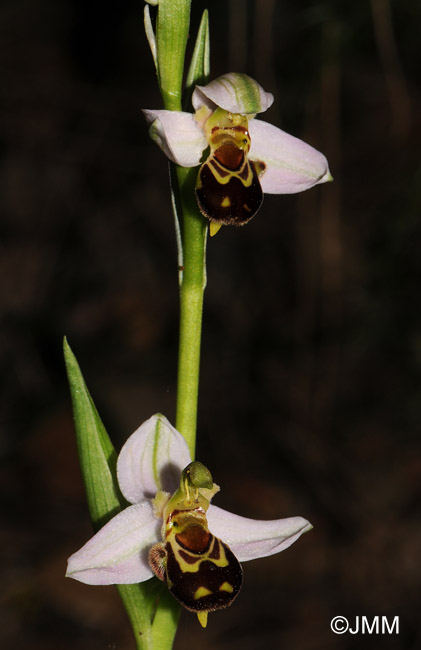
[1,0,420,648]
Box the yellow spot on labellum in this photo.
[197,611,208,628]
[209,222,223,237]
[194,586,213,600]
[221,196,231,207]
[219,581,234,593]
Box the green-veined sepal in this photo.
[192,72,274,115]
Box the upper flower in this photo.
[66,414,312,590]
[143,73,332,231]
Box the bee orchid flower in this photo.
[66,414,312,624]
[143,72,332,234]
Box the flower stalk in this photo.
[156,0,191,111]
[175,165,207,458]
[154,3,210,458]
[149,2,208,645]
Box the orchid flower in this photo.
[67,414,312,624]
[143,72,332,234]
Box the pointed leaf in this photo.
[64,339,156,649]
[63,338,124,529]
[185,9,210,107]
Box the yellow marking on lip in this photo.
[194,586,213,600]
[210,222,223,237]
[219,581,234,593]
[221,196,231,207]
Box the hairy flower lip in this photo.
[66,414,312,587]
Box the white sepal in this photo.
[207,505,312,562]
[143,109,206,167]
[66,502,159,585]
[249,119,332,194]
[192,72,274,115]
[117,414,191,503]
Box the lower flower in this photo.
[66,414,312,626]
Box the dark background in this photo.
[1,0,420,648]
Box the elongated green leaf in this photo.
[63,338,156,650]
[64,337,124,529]
[185,9,210,107]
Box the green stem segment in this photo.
[151,1,207,647]
[155,0,208,460]
[117,585,153,650]
[175,166,208,459]
[157,0,192,111]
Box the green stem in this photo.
[156,0,206,461]
[117,585,153,650]
[157,0,191,112]
[145,2,206,647]
[175,166,207,459]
